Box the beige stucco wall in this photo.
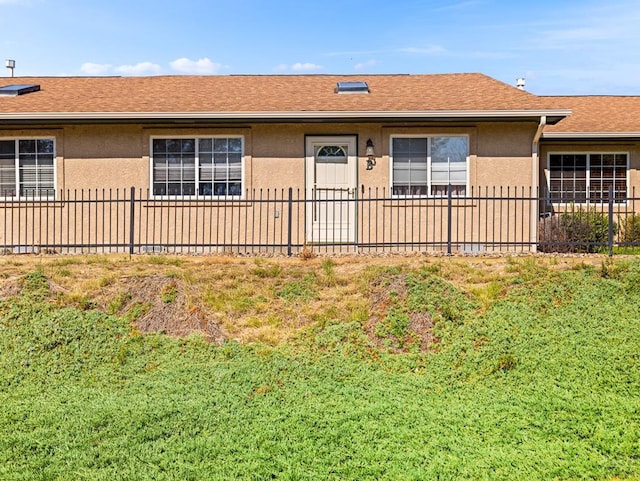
[0,120,545,253]
[5,122,640,254]
[474,122,537,188]
[249,121,535,192]
[1,120,540,193]
[61,125,146,192]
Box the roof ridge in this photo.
[3,72,491,81]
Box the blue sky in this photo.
[1,0,639,95]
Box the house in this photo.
[0,73,638,254]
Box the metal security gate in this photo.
[305,136,357,244]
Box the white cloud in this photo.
[273,64,289,72]
[354,59,377,71]
[80,62,112,75]
[115,62,163,76]
[78,58,225,77]
[169,57,223,74]
[291,62,323,72]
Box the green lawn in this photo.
[1,259,639,480]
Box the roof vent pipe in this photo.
[516,78,526,90]
[5,59,15,78]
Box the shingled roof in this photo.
[0,73,570,122]
[542,96,640,138]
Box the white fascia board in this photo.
[543,132,640,139]
[0,109,572,121]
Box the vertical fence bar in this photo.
[225,192,232,252]
[67,190,71,253]
[374,188,379,252]
[279,189,285,254]
[264,189,270,251]
[129,186,135,255]
[208,192,214,254]
[102,189,107,253]
[17,192,22,252]
[117,189,122,253]
[633,187,636,252]
[522,187,527,253]
[287,187,293,256]
[447,184,453,255]
[244,191,249,254]
[608,184,614,256]
[80,190,85,251]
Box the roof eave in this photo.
[0,109,571,123]
[543,132,640,140]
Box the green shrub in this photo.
[538,208,614,253]
[20,269,49,296]
[276,274,317,301]
[251,261,282,278]
[160,283,178,303]
[619,213,640,246]
[375,307,411,347]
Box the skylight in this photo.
[0,84,40,97]
[335,81,369,94]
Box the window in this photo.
[152,137,243,197]
[316,145,347,163]
[0,84,40,97]
[548,153,627,203]
[0,138,55,198]
[335,81,369,94]
[391,136,468,196]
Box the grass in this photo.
[0,255,639,479]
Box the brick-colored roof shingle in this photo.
[0,73,564,115]
[542,96,640,134]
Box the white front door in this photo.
[305,136,357,243]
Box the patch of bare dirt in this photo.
[365,273,440,353]
[0,277,22,299]
[406,311,440,352]
[100,275,225,344]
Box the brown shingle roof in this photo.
[0,73,567,118]
[543,96,640,136]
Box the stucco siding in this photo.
[0,120,545,253]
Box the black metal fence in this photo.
[1,186,639,255]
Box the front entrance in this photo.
[305,136,357,244]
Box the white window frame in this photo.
[150,135,245,199]
[0,137,56,200]
[546,151,629,205]
[390,134,469,197]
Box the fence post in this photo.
[129,186,136,256]
[608,184,614,257]
[447,185,452,255]
[287,187,293,257]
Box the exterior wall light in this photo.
[365,138,376,170]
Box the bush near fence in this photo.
[538,208,614,254]
[620,213,640,247]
